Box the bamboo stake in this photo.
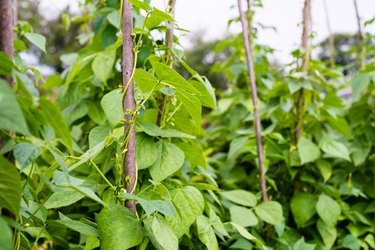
[122,0,137,212]
[165,0,176,66]
[0,0,15,86]
[294,0,311,144]
[353,0,365,69]
[323,0,335,67]
[237,0,268,202]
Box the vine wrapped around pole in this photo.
[122,0,137,212]
[294,0,311,144]
[237,0,268,202]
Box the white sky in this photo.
[40,0,375,63]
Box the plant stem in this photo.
[323,0,335,67]
[122,0,137,212]
[353,0,365,69]
[165,0,176,66]
[294,0,311,145]
[237,0,268,202]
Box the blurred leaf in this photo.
[220,190,257,207]
[136,133,157,169]
[254,201,283,225]
[196,215,219,250]
[297,137,320,164]
[0,156,21,216]
[230,206,259,227]
[92,50,116,83]
[13,143,41,169]
[290,193,317,227]
[25,32,46,52]
[144,215,178,250]
[316,194,341,225]
[101,89,123,128]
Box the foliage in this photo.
[0,0,375,249]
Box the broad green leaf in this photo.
[317,160,332,182]
[319,136,351,161]
[92,50,116,83]
[231,222,256,241]
[138,121,195,139]
[101,89,123,128]
[175,141,206,168]
[342,235,360,250]
[327,117,352,138]
[136,133,157,169]
[0,217,12,250]
[149,141,185,182]
[85,236,100,250]
[293,237,316,250]
[297,137,320,164]
[190,79,216,108]
[220,190,257,207]
[69,141,105,171]
[57,213,98,236]
[0,79,29,135]
[13,143,41,169]
[166,186,204,238]
[317,219,337,249]
[209,207,228,237]
[128,0,150,10]
[107,10,120,29]
[0,156,21,216]
[44,189,85,209]
[89,125,110,148]
[254,201,283,225]
[196,215,219,250]
[98,205,144,250]
[0,52,14,76]
[144,215,178,250]
[230,206,259,227]
[228,137,248,160]
[290,193,317,227]
[316,194,341,225]
[351,73,371,101]
[153,63,202,126]
[25,32,46,52]
[146,8,175,30]
[134,69,160,93]
[40,98,73,152]
[42,74,63,89]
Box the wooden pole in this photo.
[0,0,15,86]
[165,0,176,66]
[237,0,268,202]
[353,0,365,69]
[323,0,335,67]
[122,0,137,212]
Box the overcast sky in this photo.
[40,0,375,63]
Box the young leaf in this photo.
[220,190,257,207]
[316,194,341,226]
[0,156,21,216]
[25,32,47,52]
[146,8,175,30]
[107,10,120,29]
[98,205,144,250]
[230,206,259,227]
[101,89,123,128]
[134,69,160,93]
[138,121,195,139]
[44,189,85,209]
[149,141,185,182]
[254,201,283,225]
[144,215,178,250]
[13,143,41,169]
[128,0,150,11]
[57,213,99,236]
[0,79,30,135]
[297,137,320,164]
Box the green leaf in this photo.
[128,0,150,11]
[0,52,14,76]
[138,121,195,139]
[254,201,283,225]
[44,189,85,209]
[25,32,46,52]
[149,141,185,182]
[230,206,259,227]
[107,10,120,29]
[319,136,351,161]
[89,125,110,149]
[290,193,317,227]
[316,194,341,225]
[351,73,371,101]
[0,216,12,250]
[101,89,123,128]
[144,215,178,250]
[342,235,360,250]
[153,63,202,126]
[136,133,157,169]
[297,137,320,164]
[317,219,337,249]
[175,141,206,168]
[40,98,73,152]
[134,69,160,93]
[220,190,257,207]
[98,205,144,250]
[166,186,204,238]
[0,156,21,216]
[0,79,29,135]
[57,213,98,236]
[196,215,219,250]
[190,79,216,108]
[92,50,116,83]
[231,222,256,241]
[13,143,41,169]
[146,8,175,30]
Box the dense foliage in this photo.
[0,0,375,249]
